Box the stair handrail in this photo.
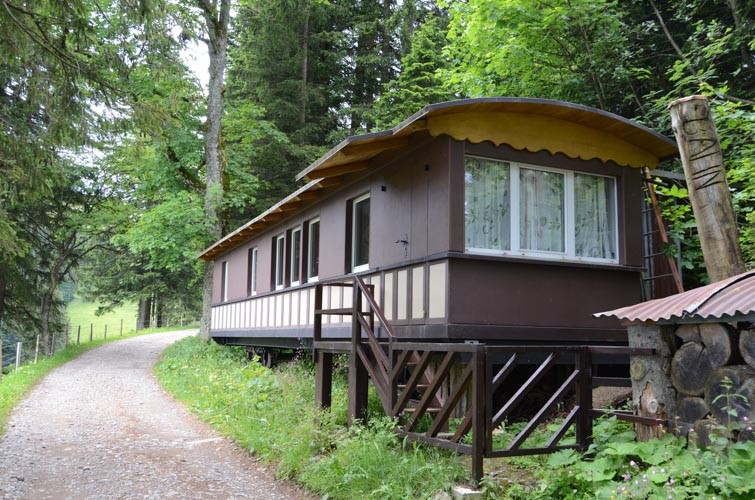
[353,275,396,339]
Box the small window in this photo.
[307,218,320,281]
[247,248,258,296]
[221,261,229,302]
[290,227,302,286]
[351,193,370,272]
[274,233,286,289]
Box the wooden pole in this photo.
[34,335,39,364]
[120,319,123,336]
[0,342,3,382]
[51,332,55,355]
[77,325,81,345]
[15,342,22,370]
[89,323,93,342]
[104,324,108,339]
[669,95,746,282]
[64,322,69,348]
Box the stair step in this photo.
[402,407,441,414]
[398,384,429,390]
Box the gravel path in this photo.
[0,330,309,499]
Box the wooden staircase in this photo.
[312,276,443,423]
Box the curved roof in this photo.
[201,98,677,261]
[595,270,755,325]
[296,97,678,181]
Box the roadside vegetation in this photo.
[66,297,138,341]
[157,336,755,499]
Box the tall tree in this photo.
[197,0,232,340]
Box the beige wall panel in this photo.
[275,294,283,327]
[397,270,408,320]
[309,289,315,325]
[384,273,394,321]
[323,285,331,324]
[371,275,381,311]
[330,286,342,324]
[262,297,269,328]
[412,266,425,319]
[428,262,447,318]
[343,286,353,313]
[283,292,291,327]
[291,291,300,326]
[299,290,308,326]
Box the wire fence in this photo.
[1,316,197,380]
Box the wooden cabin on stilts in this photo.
[198,98,680,483]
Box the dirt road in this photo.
[0,330,307,499]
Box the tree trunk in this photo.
[138,296,152,330]
[668,95,746,283]
[300,6,309,127]
[628,325,677,441]
[671,323,735,396]
[198,0,231,340]
[704,365,755,426]
[739,329,755,369]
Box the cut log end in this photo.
[675,396,710,435]
[739,329,755,369]
[671,324,735,396]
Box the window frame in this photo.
[464,155,619,264]
[247,247,258,296]
[290,226,302,286]
[274,233,286,290]
[351,193,371,273]
[307,217,320,282]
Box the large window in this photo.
[247,247,258,296]
[465,156,617,262]
[290,226,302,286]
[274,233,286,289]
[351,194,370,272]
[307,218,320,281]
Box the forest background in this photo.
[0,0,753,354]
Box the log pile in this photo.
[670,322,755,443]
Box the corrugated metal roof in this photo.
[595,270,755,324]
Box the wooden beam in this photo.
[669,95,745,282]
[342,136,409,157]
[309,162,369,180]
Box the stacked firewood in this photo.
[670,323,755,444]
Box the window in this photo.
[274,233,286,289]
[221,261,229,302]
[351,194,370,272]
[307,218,320,281]
[290,227,302,286]
[247,247,258,296]
[465,156,617,262]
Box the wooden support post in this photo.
[471,348,486,487]
[34,335,39,364]
[315,351,333,409]
[575,348,593,449]
[669,95,745,282]
[348,288,368,425]
[77,325,81,345]
[628,325,676,441]
[0,342,3,382]
[15,342,22,370]
[90,323,93,342]
[64,322,69,348]
[120,319,123,336]
[104,324,108,339]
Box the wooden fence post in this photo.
[0,342,3,382]
[104,324,108,339]
[64,322,69,348]
[89,323,93,342]
[34,335,40,364]
[669,95,746,282]
[77,325,81,345]
[120,319,123,336]
[15,342,22,370]
[51,332,55,355]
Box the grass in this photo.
[155,336,467,499]
[0,325,193,435]
[66,297,138,342]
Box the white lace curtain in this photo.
[520,168,564,253]
[574,174,616,259]
[464,157,510,251]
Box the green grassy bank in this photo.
[154,336,466,499]
[66,297,138,342]
[155,336,755,499]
